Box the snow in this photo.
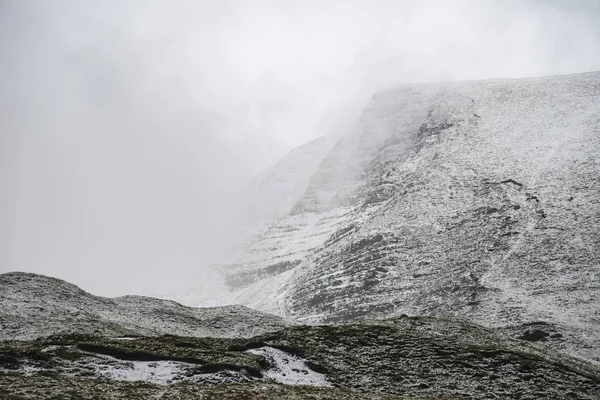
[83,354,248,385]
[0,363,43,376]
[247,346,332,387]
[93,358,188,385]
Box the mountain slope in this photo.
[0,272,288,340]
[210,72,600,364]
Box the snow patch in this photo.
[247,346,331,386]
[0,361,43,376]
[92,358,190,385]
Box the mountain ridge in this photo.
[0,271,288,340]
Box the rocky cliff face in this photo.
[214,72,600,364]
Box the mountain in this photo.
[0,272,288,340]
[197,71,600,365]
[2,273,600,399]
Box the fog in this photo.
[1,0,599,297]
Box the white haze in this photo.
[1,0,599,296]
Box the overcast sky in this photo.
[1,0,600,297]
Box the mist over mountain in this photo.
[3,0,600,297]
[172,71,600,367]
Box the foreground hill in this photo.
[0,272,288,340]
[2,272,600,399]
[202,72,600,365]
[2,316,600,398]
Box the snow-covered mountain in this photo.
[187,72,600,365]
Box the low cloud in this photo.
[1,0,599,296]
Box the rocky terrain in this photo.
[2,273,600,399]
[192,72,600,365]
